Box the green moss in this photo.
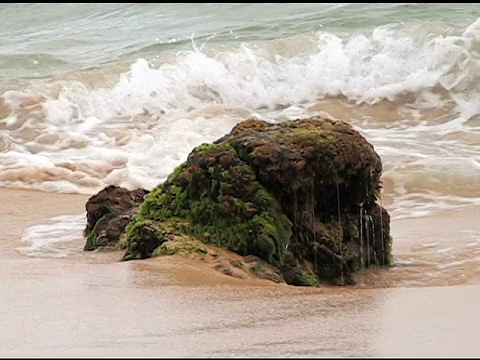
[194,246,208,254]
[249,262,263,273]
[250,212,292,266]
[126,156,292,266]
[152,244,179,256]
[329,224,344,246]
[347,257,361,273]
[293,272,320,287]
[166,163,188,183]
[83,227,98,251]
[385,234,394,265]
[255,187,274,208]
[230,259,244,268]
[117,233,128,250]
[105,204,119,214]
[123,219,169,260]
[151,235,209,258]
[195,143,219,152]
[221,170,232,179]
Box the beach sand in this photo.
[1,187,479,357]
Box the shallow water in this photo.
[1,181,480,357]
[3,258,480,357]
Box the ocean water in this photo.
[1,3,480,257]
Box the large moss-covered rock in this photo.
[121,116,392,286]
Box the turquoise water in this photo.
[1,3,479,78]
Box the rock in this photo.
[117,116,392,286]
[83,185,149,251]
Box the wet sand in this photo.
[1,188,480,357]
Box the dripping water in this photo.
[311,184,316,244]
[293,189,298,247]
[311,185,317,270]
[365,211,371,267]
[379,196,385,267]
[359,202,364,269]
[371,215,376,265]
[359,202,365,284]
[336,175,344,284]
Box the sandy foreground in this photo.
[1,187,479,357]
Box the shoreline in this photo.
[0,187,287,287]
[2,186,479,288]
[1,186,480,356]
[0,187,90,258]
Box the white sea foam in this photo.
[17,213,86,258]
[5,19,480,256]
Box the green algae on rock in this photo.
[120,116,392,286]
